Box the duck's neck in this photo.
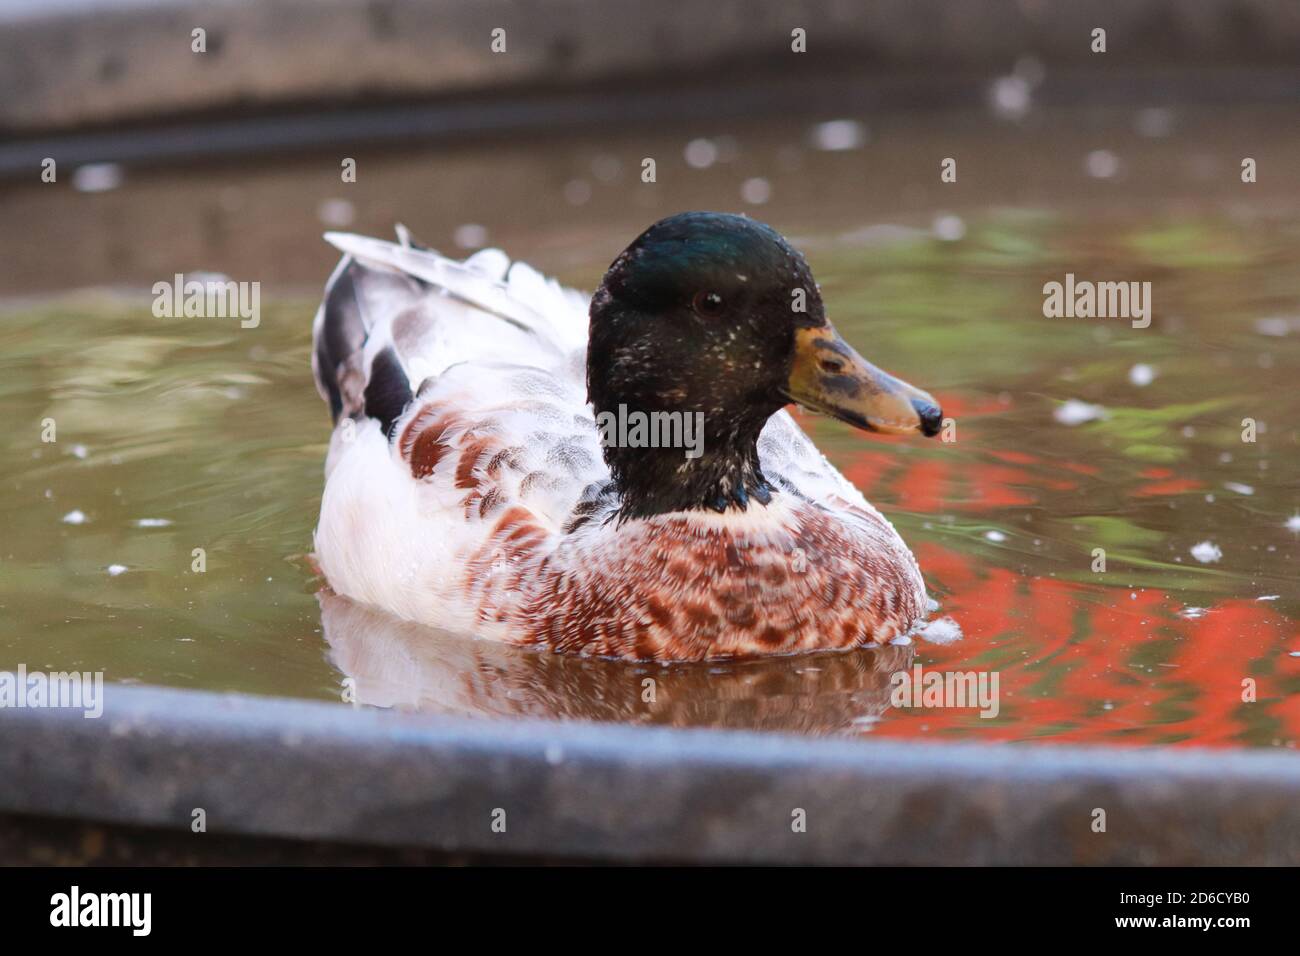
[599,410,776,520]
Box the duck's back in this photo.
[311,231,927,659]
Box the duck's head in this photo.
[588,211,941,519]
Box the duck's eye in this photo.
[691,291,726,318]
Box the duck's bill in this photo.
[782,325,942,437]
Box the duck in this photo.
[311,211,942,661]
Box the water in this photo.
[1,105,1297,746]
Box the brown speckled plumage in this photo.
[391,406,925,660]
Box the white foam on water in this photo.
[914,616,963,645]
[1190,541,1222,563]
[1054,399,1107,426]
[1128,363,1156,387]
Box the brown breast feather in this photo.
[402,407,924,661]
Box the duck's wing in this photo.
[312,230,614,628]
[312,228,590,435]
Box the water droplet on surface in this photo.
[740,177,771,205]
[590,154,621,181]
[562,179,592,205]
[72,163,124,193]
[316,198,355,228]
[988,75,1031,120]
[1085,149,1121,179]
[808,119,867,151]
[932,213,966,242]
[683,138,718,169]
[453,223,489,249]
[1133,107,1175,138]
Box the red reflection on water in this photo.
[842,450,1072,512]
[1133,478,1204,497]
[805,392,1295,747]
[872,542,1300,747]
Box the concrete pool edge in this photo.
[7,0,1300,137]
[1,683,1298,865]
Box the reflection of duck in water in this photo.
[312,212,941,660]
[320,590,915,735]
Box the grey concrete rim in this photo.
[2,683,1297,864]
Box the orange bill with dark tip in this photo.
[783,324,942,437]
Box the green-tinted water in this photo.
[1,107,1297,745]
